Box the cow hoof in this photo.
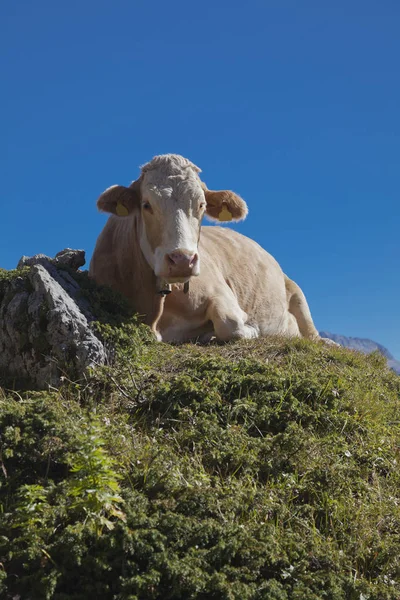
[241,325,259,339]
[196,332,216,345]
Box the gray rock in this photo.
[0,262,106,389]
[30,259,94,321]
[17,254,53,270]
[17,248,86,271]
[53,248,86,270]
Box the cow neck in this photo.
[129,212,168,332]
[122,212,156,302]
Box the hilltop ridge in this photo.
[320,331,400,374]
[1,263,400,599]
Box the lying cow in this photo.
[89,154,319,343]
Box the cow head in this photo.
[96,154,248,284]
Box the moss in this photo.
[0,267,32,305]
[59,267,137,326]
[0,267,30,283]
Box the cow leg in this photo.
[207,296,259,342]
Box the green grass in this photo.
[0,271,399,599]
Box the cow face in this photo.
[97,154,248,284]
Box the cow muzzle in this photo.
[161,249,199,283]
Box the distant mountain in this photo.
[320,331,400,375]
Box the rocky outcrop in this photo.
[0,250,106,389]
[17,248,86,271]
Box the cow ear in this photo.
[97,179,141,216]
[204,190,248,222]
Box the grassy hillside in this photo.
[1,272,400,599]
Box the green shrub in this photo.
[0,289,399,598]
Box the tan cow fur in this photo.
[89,154,319,343]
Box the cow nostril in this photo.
[167,254,176,265]
[189,253,198,267]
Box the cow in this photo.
[89,154,320,343]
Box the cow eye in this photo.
[142,202,152,211]
[199,202,206,210]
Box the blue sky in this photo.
[1,0,399,357]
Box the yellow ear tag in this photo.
[116,202,129,217]
[218,205,233,222]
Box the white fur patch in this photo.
[139,155,204,279]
